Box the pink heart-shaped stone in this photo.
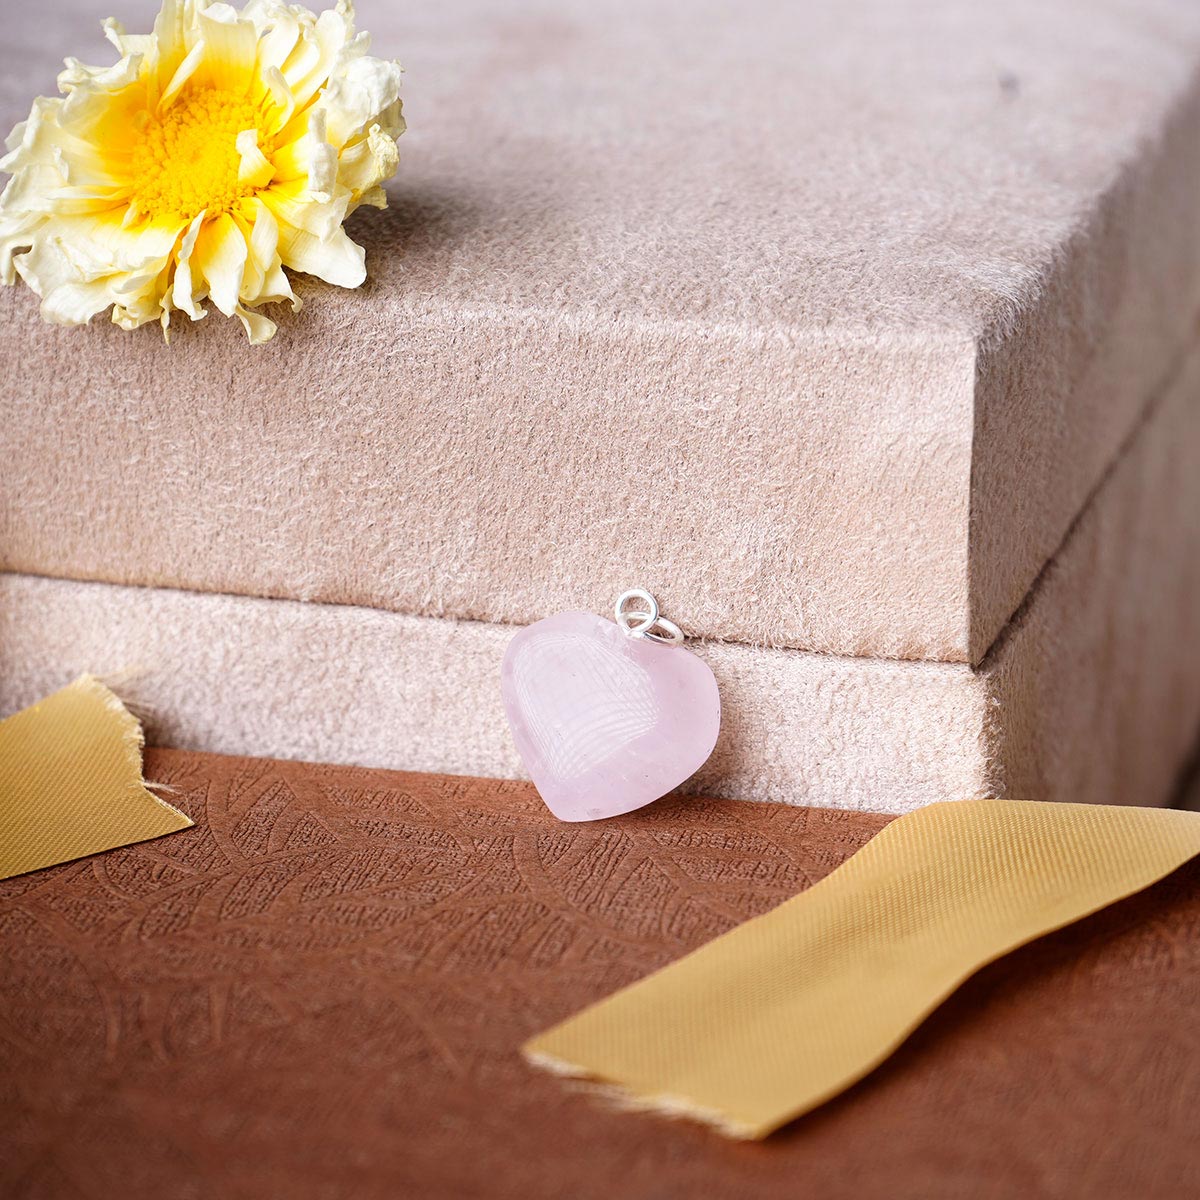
[501,611,721,822]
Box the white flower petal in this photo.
[258,65,296,136]
[16,237,116,324]
[193,212,248,316]
[336,122,399,205]
[58,51,144,100]
[236,128,275,188]
[260,177,348,241]
[237,201,299,309]
[37,184,131,215]
[275,218,364,288]
[103,18,155,60]
[171,211,208,319]
[0,211,45,284]
[284,4,352,110]
[197,7,259,94]
[1,96,66,174]
[159,38,207,110]
[276,24,321,96]
[232,196,275,296]
[253,10,301,75]
[235,302,277,343]
[320,53,403,147]
[302,108,338,200]
[151,0,190,71]
[112,258,173,329]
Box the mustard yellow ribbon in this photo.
[525,800,1200,1138]
[0,675,191,880]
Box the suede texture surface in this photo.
[4,322,1199,812]
[4,0,1200,664]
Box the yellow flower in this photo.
[0,0,404,343]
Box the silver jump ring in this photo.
[614,588,684,646]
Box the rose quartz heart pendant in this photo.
[501,593,720,822]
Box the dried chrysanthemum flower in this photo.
[0,0,404,343]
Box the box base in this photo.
[4,337,1199,813]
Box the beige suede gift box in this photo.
[3,0,1200,813]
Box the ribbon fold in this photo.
[525,800,1200,1138]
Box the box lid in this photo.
[4,0,1200,663]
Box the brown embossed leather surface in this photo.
[2,748,1197,1199]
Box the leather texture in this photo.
[2,748,1198,1198]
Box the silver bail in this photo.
[614,588,684,646]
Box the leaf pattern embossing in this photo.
[1,748,1197,1200]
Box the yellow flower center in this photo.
[129,88,265,223]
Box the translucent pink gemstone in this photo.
[501,611,721,822]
